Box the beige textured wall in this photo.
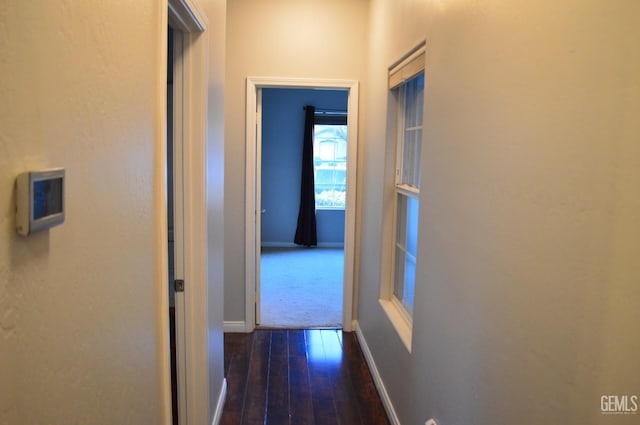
[224,0,368,322]
[358,0,640,424]
[202,0,227,420]
[0,1,169,423]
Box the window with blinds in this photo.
[383,41,425,336]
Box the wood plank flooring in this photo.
[221,329,391,425]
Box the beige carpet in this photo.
[259,247,343,328]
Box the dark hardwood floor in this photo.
[221,329,391,425]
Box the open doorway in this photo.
[259,88,347,327]
[245,77,359,332]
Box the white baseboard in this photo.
[211,378,227,425]
[318,242,345,248]
[354,322,401,425]
[261,242,296,248]
[261,242,344,248]
[224,321,248,333]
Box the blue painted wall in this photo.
[261,88,348,246]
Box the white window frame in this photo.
[379,41,426,352]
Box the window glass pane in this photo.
[409,74,425,123]
[314,124,347,209]
[395,194,419,254]
[403,253,416,315]
[393,245,405,301]
[393,193,419,315]
[406,196,419,257]
[395,194,407,248]
[398,73,424,188]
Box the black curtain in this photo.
[294,106,318,246]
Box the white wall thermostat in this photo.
[16,168,65,236]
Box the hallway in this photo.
[221,329,390,424]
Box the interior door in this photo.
[170,28,188,425]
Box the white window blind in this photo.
[388,41,426,90]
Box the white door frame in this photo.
[245,77,359,332]
[167,1,209,424]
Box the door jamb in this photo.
[245,77,359,333]
[167,1,208,424]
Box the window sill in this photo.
[379,298,412,353]
[315,207,346,211]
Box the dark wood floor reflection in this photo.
[221,329,391,425]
